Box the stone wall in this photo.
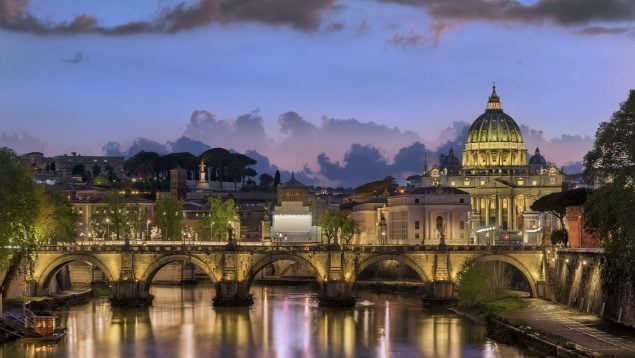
[554,249,634,327]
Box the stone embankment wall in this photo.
[553,249,634,327]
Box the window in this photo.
[415,233,420,239]
[414,198,420,204]
[450,181,456,186]
[459,221,465,229]
[436,216,443,231]
[532,180,538,186]
[415,220,420,230]
[459,198,464,204]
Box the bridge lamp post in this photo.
[80,232,84,245]
[105,218,110,241]
[210,221,214,242]
[163,212,167,240]
[146,220,151,240]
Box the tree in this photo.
[456,258,513,307]
[583,89,635,294]
[339,217,360,244]
[354,176,398,197]
[207,197,239,241]
[0,147,40,272]
[273,170,281,191]
[318,212,358,245]
[35,187,79,245]
[584,89,635,187]
[0,148,77,295]
[259,173,274,189]
[530,188,591,240]
[89,192,129,240]
[91,163,101,177]
[154,198,184,239]
[319,212,341,244]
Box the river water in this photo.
[1,284,533,357]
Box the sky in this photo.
[1,0,634,186]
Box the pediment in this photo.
[477,178,513,189]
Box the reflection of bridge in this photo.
[32,243,547,306]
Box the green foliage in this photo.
[36,187,79,244]
[319,212,341,244]
[583,89,635,293]
[155,198,184,239]
[550,228,568,246]
[0,147,39,269]
[274,170,281,190]
[319,212,359,244]
[530,188,591,230]
[93,174,111,187]
[456,259,488,307]
[194,197,239,241]
[259,173,274,189]
[584,89,635,187]
[354,176,397,197]
[339,216,360,244]
[456,258,513,307]
[473,297,527,318]
[0,148,78,293]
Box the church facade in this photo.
[412,87,563,244]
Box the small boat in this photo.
[22,315,67,342]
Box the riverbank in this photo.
[4,288,94,312]
[456,297,635,357]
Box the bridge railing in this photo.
[38,241,545,253]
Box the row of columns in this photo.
[471,194,529,231]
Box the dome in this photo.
[466,86,523,145]
[529,147,547,165]
[461,86,528,169]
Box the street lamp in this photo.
[80,232,84,245]
[105,218,110,240]
[163,212,167,240]
[146,220,151,240]
[210,221,214,242]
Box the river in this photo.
[1,284,533,357]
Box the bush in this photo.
[550,228,568,246]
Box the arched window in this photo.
[436,216,443,231]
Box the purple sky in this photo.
[1,0,634,186]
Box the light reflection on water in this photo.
[0,284,533,358]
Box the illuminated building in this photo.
[413,87,563,243]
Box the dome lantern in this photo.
[487,85,501,110]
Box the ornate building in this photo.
[415,87,563,243]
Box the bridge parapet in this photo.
[32,243,546,307]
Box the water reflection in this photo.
[1,284,532,357]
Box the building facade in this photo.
[413,87,563,243]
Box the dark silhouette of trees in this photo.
[583,89,635,296]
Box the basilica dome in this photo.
[466,88,523,144]
[461,87,528,169]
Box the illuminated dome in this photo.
[462,86,528,169]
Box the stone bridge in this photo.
[31,243,547,306]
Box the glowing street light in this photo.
[105,218,110,240]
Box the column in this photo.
[485,196,490,227]
[509,195,515,230]
[497,195,503,228]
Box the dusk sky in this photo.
[1,0,634,186]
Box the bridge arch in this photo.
[247,254,321,289]
[353,254,430,284]
[139,255,217,295]
[37,254,115,293]
[473,254,538,297]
